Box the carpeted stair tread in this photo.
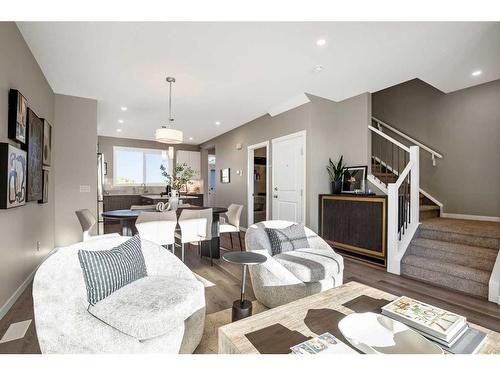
[420,205,440,212]
[408,238,498,271]
[401,263,489,298]
[420,218,500,243]
[402,254,490,285]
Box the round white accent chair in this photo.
[33,236,206,354]
[245,220,344,308]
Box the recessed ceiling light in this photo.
[120,106,128,111]
[116,128,122,133]
[314,65,324,73]
[118,119,124,124]
[316,39,326,47]
[215,121,221,126]
[189,137,194,141]
[472,70,482,76]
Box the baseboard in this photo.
[441,213,500,223]
[0,269,36,321]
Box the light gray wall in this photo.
[201,102,312,229]
[372,78,500,217]
[200,93,372,232]
[54,94,98,246]
[0,22,55,316]
[97,135,200,191]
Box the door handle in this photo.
[274,187,278,191]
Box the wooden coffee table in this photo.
[218,281,500,354]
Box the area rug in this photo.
[195,301,268,354]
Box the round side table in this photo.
[222,251,267,322]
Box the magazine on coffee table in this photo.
[382,296,467,342]
[290,333,357,354]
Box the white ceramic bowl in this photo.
[338,312,444,354]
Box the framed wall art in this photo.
[220,168,230,183]
[39,168,49,204]
[8,89,28,144]
[25,108,44,202]
[42,119,52,166]
[0,143,27,209]
[342,165,367,193]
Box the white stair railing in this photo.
[369,125,420,274]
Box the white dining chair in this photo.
[176,208,214,265]
[135,211,177,252]
[75,209,120,241]
[220,204,244,250]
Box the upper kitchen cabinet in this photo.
[176,150,201,179]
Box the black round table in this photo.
[102,206,228,259]
[222,251,267,322]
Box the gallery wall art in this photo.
[42,119,52,166]
[25,108,44,202]
[39,169,49,204]
[8,89,28,144]
[0,143,27,209]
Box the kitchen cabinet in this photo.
[176,150,201,179]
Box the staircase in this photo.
[369,117,500,302]
[401,218,500,299]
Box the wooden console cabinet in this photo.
[319,194,387,267]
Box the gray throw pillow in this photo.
[78,234,147,305]
[264,224,309,256]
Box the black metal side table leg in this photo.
[232,264,252,322]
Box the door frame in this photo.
[247,141,270,227]
[271,130,307,224]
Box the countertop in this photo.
[103,192,203,197]
[141,194,198,200]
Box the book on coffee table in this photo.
[382,296,467,343]
[290,333,357,354]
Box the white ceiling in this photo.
[17,22,500,144]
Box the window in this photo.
[113,146,171,186]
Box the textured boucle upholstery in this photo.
[33,236,205,353]
[245,221,343,308]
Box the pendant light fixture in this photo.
[155,76,183,144]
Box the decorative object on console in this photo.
[38,168,49,204]
[42,119,52,166]
[8,89,28,144]
[24,108,44,201]
[221,167,230,183]
[0,143,27,209]
[341,165,367,193]
[326,155,345,194]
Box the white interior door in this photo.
[272,131,306,224]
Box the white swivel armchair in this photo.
[220,204,244,250]
[135,211,177,252]
[245,220,344,308]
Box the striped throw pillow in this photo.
[264,224,309,256]
[78,235,147,305]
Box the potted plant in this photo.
[160,163,195,209]
[327,156,346,194]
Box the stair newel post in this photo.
[387,182,400,274]
[409,146,420,226]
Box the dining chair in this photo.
[220,204,244,250]
[176,208,214,265]
[135,211,177,252]
[75,209,119,241]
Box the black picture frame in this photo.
[24,108,44,202]
[42,119,52,167]
[220,168,230,183]
[0,143,27,209]
[39,168,49,204]
[341,165,367,193]
[8,89,28,144]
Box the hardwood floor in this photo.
[1,230,499,354]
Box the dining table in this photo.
[101,205,228,259]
